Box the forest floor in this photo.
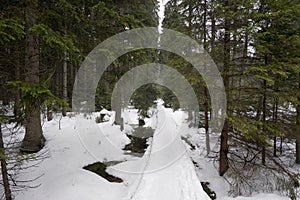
[2,102,291,200]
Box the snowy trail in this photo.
[12,108,290,200]
[119,104,211,200]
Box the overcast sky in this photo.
[158,0,170,33]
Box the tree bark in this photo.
[219,0,230,176]
[0,123,12,200]
[262,79,267,165]
[204,87,210,155]
[21,0,45,153]
[210,0,216,54]
[203,0,210,155]
[296,72,300,163]
[47,108,53,121]
[14,49,21,117]
[114,82,124,131]
[296,129,300,164]
[220,119,229,176]
[2,92,9,106]
[62,51,68,116]
[273,82,278,157]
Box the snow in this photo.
[8,104,290,200]
[99,108,110,114]
[109,104,211,200]
[220,193,290,200]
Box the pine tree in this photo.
[21,0,45,152]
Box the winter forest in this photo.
[0,0,299,200]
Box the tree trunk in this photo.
[2,92,9,106]
[280,137,283,155]
[204,87,210,155]
[273,83,278,157]
[0,123,12,200]
[262,79,267,165]
[203,1,210,155]
[220,119,229,176]
[14,49,21,117]
[219,0,230,176]
[47,108,53,121]
[21,0,45,153]
[210,0,216,54]
[62,51,68,116]
[296,137,300,164]
[296,72,300,164]
[114,82,124,131]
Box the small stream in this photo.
[83,126,154,182]
[123,126,154,156]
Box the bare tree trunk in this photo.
[2,92,9,106]
[262,79,267,165]
[219,0,230,176]
[14,49,21,117]
[21,0,45,153]
[273,82,278,157]
[47,108,53,121]
[210,0,216,54]
[297,139,300,164]
[261,54,269,165]
[62,51,68,116]
[0,123,12,200]
[220,119,229,176]
[204,87,210,155]
[280,137,283,155]
[202,0,210,155]
[296,72,300,163]
[114,82,123,131]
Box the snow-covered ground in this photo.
[4,103,289,200]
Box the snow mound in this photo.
[115,105,211,200]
